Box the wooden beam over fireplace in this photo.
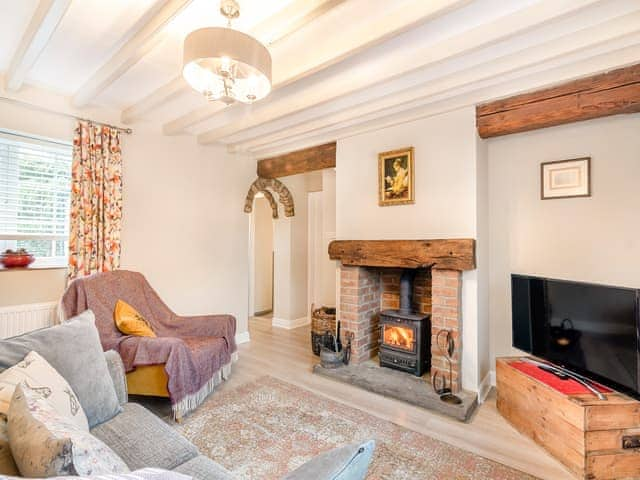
[257,142,336,178]
[476,63,640,138]
[328,239,475,271]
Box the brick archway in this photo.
[244,177,295,218]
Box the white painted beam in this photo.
[5,0,72,92]
[197,0,602,145]
[72,0,193,108]
[121,75,185,124]
[228,9,640,152]
[127,0,348,126]
[162,0,470,135]
[248,42,640,158]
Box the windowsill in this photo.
[0,258,67,272]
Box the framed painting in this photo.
[541,157,591,200]
[378,147,414,206]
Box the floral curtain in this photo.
[67,121,123,281]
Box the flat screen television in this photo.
[511,274,640,399]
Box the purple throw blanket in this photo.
[61,270,237,418]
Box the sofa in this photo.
[0,314,375,480]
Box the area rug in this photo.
[174,376,536,480]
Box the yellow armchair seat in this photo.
[126,364,169,398]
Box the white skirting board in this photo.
[272,316,310,330]
[0,302,58,339]
[478,371,494,404]
[235,331,251,344]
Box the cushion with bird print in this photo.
[114,300,156,338]
[0,351,88,431]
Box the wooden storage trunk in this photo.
[496,357,640,480]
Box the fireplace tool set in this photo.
[432,329,462,405]
[316,320,353,369]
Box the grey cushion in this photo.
[104,350,128,406]
[282,440,375,480]
[173,455,233,480]
[91,403,198,471]
[0,310,121,428]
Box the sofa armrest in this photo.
[104,350,128,405]
[282,440,375,480]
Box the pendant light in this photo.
[182,0,272,104]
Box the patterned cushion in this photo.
[0,351,89,431]
[7,384,129,477]
[0,467,193,479]
[0,420,18,476]
[0,310,122,428]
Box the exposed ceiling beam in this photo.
[5,0,72,92]
[121,76,185,124]
[257,142,336,178]
[125,0,348,126]
[72,0,193,108]
[228,10,640,152]
[197,0,602,145]
[247,42,640,158]
[162,0,470,135]
[477,63,640,138]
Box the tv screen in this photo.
[512,274,640,398]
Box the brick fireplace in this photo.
[329,239,474,392]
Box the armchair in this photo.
[62,270,237,420]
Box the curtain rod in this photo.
[0,96,133,134]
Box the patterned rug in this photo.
[174,376,536,480]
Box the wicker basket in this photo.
[310,305,336,355]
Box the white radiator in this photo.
[0,302,58,339]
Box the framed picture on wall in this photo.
[541,157,591,200]
[378,147,415,206]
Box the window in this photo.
[0,131,72,266]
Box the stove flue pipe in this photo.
[398,269,416,315]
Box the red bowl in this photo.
[1,254,35,268]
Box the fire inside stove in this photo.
[383,325,415,352]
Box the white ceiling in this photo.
[0,0,639,155]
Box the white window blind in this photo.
[0,131,72,262]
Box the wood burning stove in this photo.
[379,270,430,376]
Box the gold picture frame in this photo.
[378,147,414,206]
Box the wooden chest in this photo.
[496,357,640,480]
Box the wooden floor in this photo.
[208,316,575,480]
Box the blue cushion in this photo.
[282,440,375,480]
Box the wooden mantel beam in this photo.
[328,239,475,271]
[257,142,336,178]
[476,63,640,138]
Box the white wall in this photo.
[0,100,255,340]
[335,106,486,392]
[120,126,254,337]
[321,169,337,307]
[253,197,273,314]
[488,113,640,373]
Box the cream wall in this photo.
[253,197,273,313]
[120,127,254,337]
[335,107,488,392]
[488,113,640,375]
[0,103,255,340]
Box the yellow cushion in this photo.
[114,300,156,337]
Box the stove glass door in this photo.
[382,324,416,353]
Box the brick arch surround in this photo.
[243,177,295,218]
